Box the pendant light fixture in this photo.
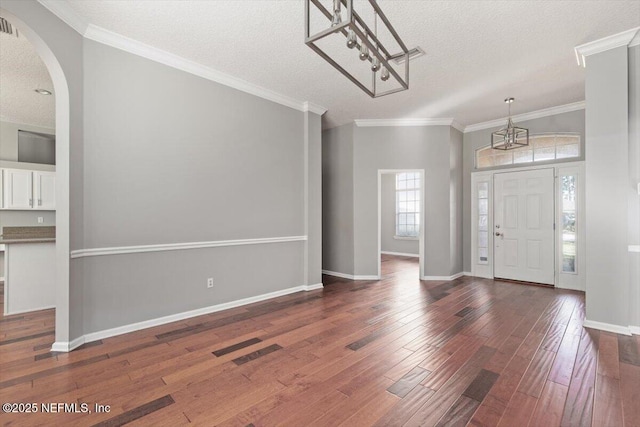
[305,0,416,98]
[491,98,529,150]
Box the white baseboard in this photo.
[304,283,324,291]
[322,270,353,279]
[555,283,585,292]
[51,335,85,352]
[321,270,380,281]
[421,272,464,281]
[54,283,322,352]
[463,272,473,276]
[583,319,632,336]
[380,251,419,258]
[630,325,640,335]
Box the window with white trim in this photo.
[395,172,420,238]
[476,134,580,169]
[477,182,489,264]
[561,174,577,273]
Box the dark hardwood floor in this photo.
[0,255,638,426]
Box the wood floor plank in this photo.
[517,349,557,398]
[373,385,434,427]
[529,380,569,427]
[497,391,538,427]
[618,334,640,366]
[91,394,175,427]
[619,362,640,427]
[435,395,480,427]
[593,373,624,427]
[462,368,499,402]
[549,327,581,386]
[560,327,599,427]
[405,345,496,426]
[212,337,263,357]
[597,332,621,379]
[386,365,431,398]
[231,344,283,366]
[1,258,633,427]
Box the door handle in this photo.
[495,232,502,237]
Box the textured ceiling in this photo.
[37,1,640,128]
[0,27,55,128]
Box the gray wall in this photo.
[322,124,462,278]
[381,173,419,255]
[306,112,323,286]
[628,45,639,330]
[585,46,629,328]
[3,1,321,339]
[462,109,586,272]
[450,128,463,274]
[80,39,317,334]
[352,125,457,277]
[322,123,354,274]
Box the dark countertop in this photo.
[0,238,56,245]
[0,226,56,245]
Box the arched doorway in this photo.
[0,7,71,350]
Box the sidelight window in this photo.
[561,175,577,273]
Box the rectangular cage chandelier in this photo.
[305,0,411,98]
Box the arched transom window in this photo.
[476,134,580,169]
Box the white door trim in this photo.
[378,169,425,279]
[471,161,585,290]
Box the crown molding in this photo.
[631,31,640,48]
[83,24,308,112]
[354,118,457,128]
[303,102,328,116]
[450,120,465,133]
[38,0,88,35]
[37,0,318,114]
[463,101,585,133]
[575,27,640,67]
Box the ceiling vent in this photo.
[392,46,425,65]
[0,17,18,37]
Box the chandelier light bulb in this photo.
[371,57,380,72]
[359,41,369,61]
[346,30,357,49]
[331,0,342,26]
[381,67,390,81]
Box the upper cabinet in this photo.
[1,168,55,211]
[34,171,55,210]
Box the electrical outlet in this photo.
[207,278,214,288]
[37,217,44,224]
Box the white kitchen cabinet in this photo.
[34,171,56,210]
[1,168,55,210]
[3,169,33,209]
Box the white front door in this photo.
[494,168,555,285]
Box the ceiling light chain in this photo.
[491,97,529,150]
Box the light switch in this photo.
[37,217,44,224]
